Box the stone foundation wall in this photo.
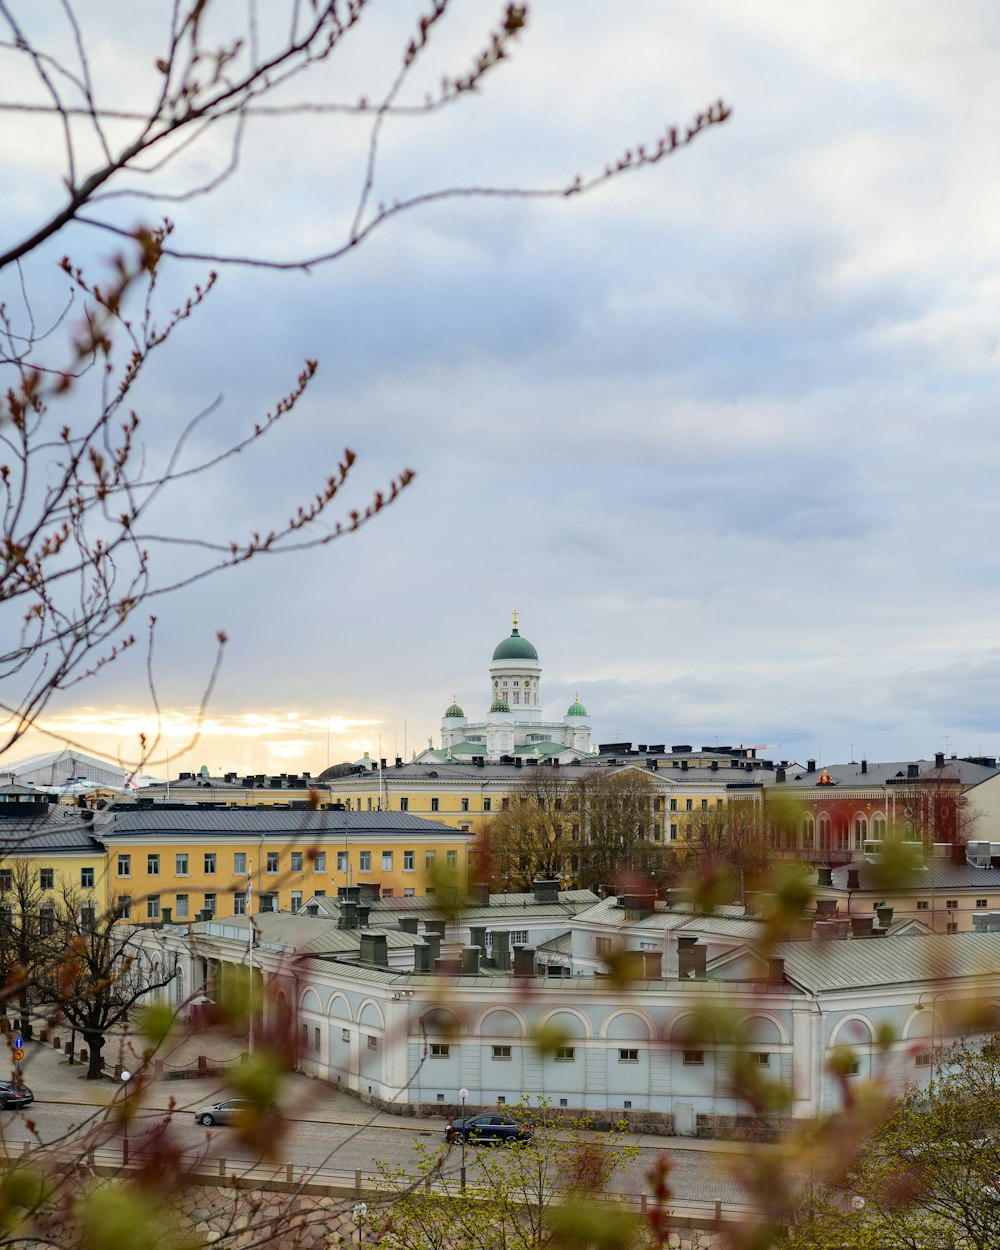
[165,1181,726,1249]
[695,1112,786,1142]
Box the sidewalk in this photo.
[13,1033,789,1155]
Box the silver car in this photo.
[194,1097,279,1127]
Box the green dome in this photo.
[566,697,588,717]
[444,695,465,718]
[492,626,538,662]
[489,696,511,713]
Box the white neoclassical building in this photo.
[141,886,1000,1137]
[429,614,593,763]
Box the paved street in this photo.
[0,1037,795,1215]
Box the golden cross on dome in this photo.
[512,608,519,630]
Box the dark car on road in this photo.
[194,1098,279,1127]
[445,1112,533,1145]
[0,1082,33,1110]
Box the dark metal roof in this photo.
[97,809,467,838]
[826,858,1000,892]
[765,758,998,789]
[0,807,103,853]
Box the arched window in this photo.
[817,814,832,847]
[853,815,868,849]
[801,814,814,848]
[871,812,887,838]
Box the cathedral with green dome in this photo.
[434,614,593,762]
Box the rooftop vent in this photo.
[533,879,559,904]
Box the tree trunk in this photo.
[17,988,32,1040]
[84,1033,104,1079]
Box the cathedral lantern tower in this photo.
[429,613,593,763]
[488,611,542,724]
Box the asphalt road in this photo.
[0,1098,778,1214]
[0,1039,794,1218]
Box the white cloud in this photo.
[4,3,1000,773]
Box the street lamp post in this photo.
[351,1201,368,1247]
[459,1086,469,1191]
[120,1069,132,1165]
[919,991,948,1088]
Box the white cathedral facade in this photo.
[433,615,593,762]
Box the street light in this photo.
[351,1201,368,1247]
[120,1069,132,1165]
[918,991,949,1087]
[459,1086,469,1191]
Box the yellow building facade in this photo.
[321,752,766,847]
[0,785,106,913]
[96,809,470,921]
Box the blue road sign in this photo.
[13,1036,22,1049]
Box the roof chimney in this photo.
[359,933,388,966]
[512,946,536,976]
[340,901,357,930]
[678,944,707,981]
[491,931,511,971]
[423,933,442,965]
[860,759,867,774]
[935,752,945,769]
[816,867,833,887]
[775,767,786,783]
[807,759,816,774]
[533,879,559,904]
[907,763,919,779]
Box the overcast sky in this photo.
[4,1,1000,777]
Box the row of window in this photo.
[423,1044,749,1065]
[1,867,97,891]
[909,900,990,910]
[418,1047,929,1072]
[338,794,727,815]
[125,893,227,921]
[343,796,480,813]
[128,882,434,922]
[115,848,457,878]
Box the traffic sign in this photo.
[13,1036,22,1049]
[11,1048,24,1061]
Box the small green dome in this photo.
[492,613,538,662]
[566,695,588,717]
[444,695,465,718]
[489,696,511,713]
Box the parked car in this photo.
[194,1098,279,1127]
[445,1112,533,1145]
[0,1082,34,1110]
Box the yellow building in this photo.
[96,808,470,921]
[0,783,106,911]
[320,750,766,847]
